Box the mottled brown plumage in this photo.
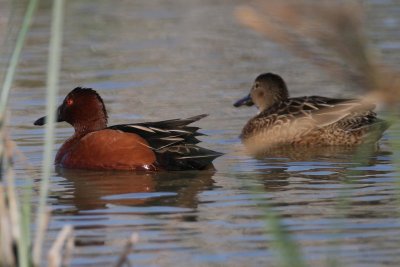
[234,73,389,151]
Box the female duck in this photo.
[34,87,222,171]
[234,73,388,150]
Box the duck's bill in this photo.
[34,116,46,126]
[34,106,64,126]
[34,113,63,126]
[233,94,254,107]
[34,116,64,126]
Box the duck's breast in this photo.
[59,129,157,171]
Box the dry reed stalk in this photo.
[32,208,51,264]
[0,128,31,267]
[235,0,400,106]
[3,132,24,265]
[0,184,16,267]
[48,225,74,267]
[63,227,75,267]
[114,233,139,267]
[2,124,18,238]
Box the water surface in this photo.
[6,0,400,266]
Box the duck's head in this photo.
[34,87,108,132]
[234,73,289,111]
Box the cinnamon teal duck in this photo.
[34,87,222,171]
[234,73,389,150]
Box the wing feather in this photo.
[108,114,222,170]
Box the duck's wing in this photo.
[108,114,223,170]
[273,96,377,128]
[242,96,376,140]
[108,114,207,149]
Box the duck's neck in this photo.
[73,117,107,136]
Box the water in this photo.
[5,0,400,266]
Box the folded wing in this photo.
[109,114,222,170]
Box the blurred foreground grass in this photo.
[0,1,137,266]
[0,0,74,266]
[236,0,400,106]
[235,1,400,267]
[0,0,399,266]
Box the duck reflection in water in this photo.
[54,167,216,213]
[242,143,391,193]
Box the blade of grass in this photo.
[386,115,400,210]
[48,225,73,267]
[243,176,307,267]
[0,0,38,123]
[32,0,65,265]
[260,196,307,267]
[0,0,38,265]
[114,233,139,267]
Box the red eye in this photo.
[66,98,74,106]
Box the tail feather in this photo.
[156,144,223,171]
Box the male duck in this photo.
[234,73,389,150]
[34,87,222,171]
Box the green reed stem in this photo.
[246,179,307,267]
[327,120,394,267]
[383,114,400,216]
[0,0,37,266]
[262,201,307,267]
[33,0,65,265]
[383,114,400,265]
[0,0,38,123]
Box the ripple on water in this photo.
[9,0,400,266]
